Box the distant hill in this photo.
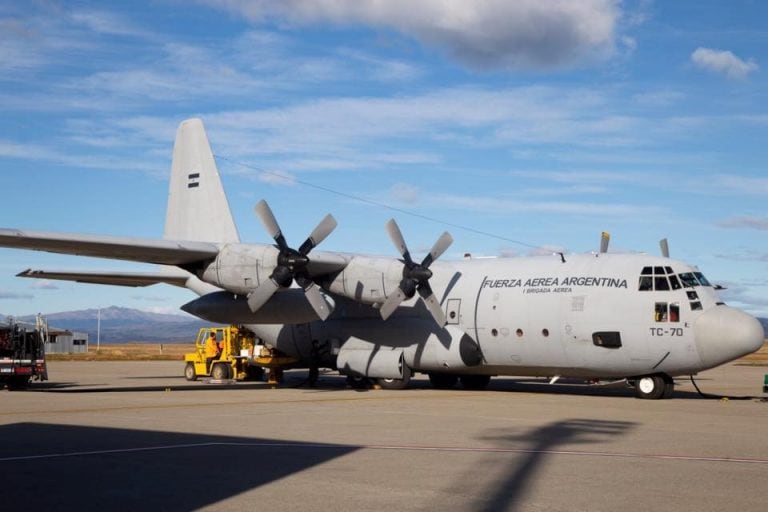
[5,306,219,343]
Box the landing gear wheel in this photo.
[635,375,666,399]
[246,366,265,382]
[377,365,412,390]
[460,374,491,390]
[184,363,197,381]
[662,374,674,399]
[428,373,458,389]
[346,375,370,389]
[211,363,231,380]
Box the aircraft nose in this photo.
[693,306,765,369]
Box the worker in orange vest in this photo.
[204,332,221,371]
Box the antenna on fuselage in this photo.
[660,238,670,258]
[599,231,610,254]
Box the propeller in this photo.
[599,231,610,254]
[247,200,337,320]
[379,219,453,326]
[660,238,670,258]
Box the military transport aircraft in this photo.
[1,119,763,399]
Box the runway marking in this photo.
[3,441,767,465]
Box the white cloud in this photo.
[32,280,60,290]
[390,183,420,205]
[716,216,768,231]
[691,47,758,80]
[205,0,621,70]
[0,291,34,300]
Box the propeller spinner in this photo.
[247,200,337,320]
[379,219,453,326]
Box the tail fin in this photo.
[163,119,240,243]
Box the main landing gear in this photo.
[632,373,674,399]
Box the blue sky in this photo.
[1,0,767,317]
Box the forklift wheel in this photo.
[184,363,197,381]
[211,363,231,380]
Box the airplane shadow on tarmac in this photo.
[459,419,637,512]
[0,422,360,511]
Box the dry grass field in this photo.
[46,340,768,365]
[46,343,195,361]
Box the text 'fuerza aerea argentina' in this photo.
[481,276,629,294]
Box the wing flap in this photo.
[16,269,192,288]
[0,229,219,265]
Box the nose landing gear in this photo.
[633,373,674,399]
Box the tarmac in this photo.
[2,361,767,512]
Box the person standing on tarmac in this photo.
[204,332,221,372]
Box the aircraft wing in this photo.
[16,268,192,288]
[0,228,220,265]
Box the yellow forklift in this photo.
[184,326,265,382]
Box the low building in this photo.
[46,328,88,354]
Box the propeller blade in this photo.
[385,219,413,265]
[254,200,288,250]
[660,238,670,258]
[417,284,446,326]
[247,278,280,313]
[298,214,337,255]
[421,231,453,268]
[600,231,610,254]
[379,287,407,321]
[295,275,333,320]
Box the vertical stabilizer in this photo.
[164,119,240,243]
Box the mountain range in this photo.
[1,306,218,343]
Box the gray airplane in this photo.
[1,119,763,398]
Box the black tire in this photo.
[246,366,265,382]
[634,374,666,399]
[377,365,412,390]
[460,374,491,390]
[184,363,197,381]
[211,363,231,380]
[661,374,674,399]
[346,375,370,389]
[7,376,31,390]
[428,373,458,389]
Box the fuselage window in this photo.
[690,301,703,311]
[669,303,680,322]
[655,302,680,323]
[687,291,698,300]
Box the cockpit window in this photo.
[694,272,711,287]
[639,266,675,291]
[678,272,699,288]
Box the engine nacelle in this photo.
[181,290,330,324]
[322,256,402,305]
[199,244,277,295]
